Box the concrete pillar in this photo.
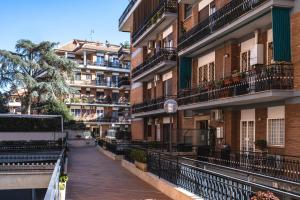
[83,51,87,65]
[65,52,68,58]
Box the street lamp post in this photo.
[164,99,178,153]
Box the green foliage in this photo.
[59,175,69,183]
[0,39,78,114]
[255,139,267,150]
[0,116,61,132]
[39,100,73,121]
[130,149,147,163]
[0,92,9,113]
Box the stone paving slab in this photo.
[66,146,172,200]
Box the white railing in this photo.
[44,158,61,200]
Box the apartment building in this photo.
[120,0,300,155]
[55,39,131,137]
[119,0,178,143]
[175,0,300,157]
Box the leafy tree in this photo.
[0,92,9,113]
[36,100,73,121]
[121,41,130,49]
[0,40,77,114]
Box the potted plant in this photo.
[232,69,241,83]
[250,191,280,200]
[130,149,147,171]
[255,139,267,152]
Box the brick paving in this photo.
[66,146,172,200]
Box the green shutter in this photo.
[179,57,192,89]
[272,7,291,62]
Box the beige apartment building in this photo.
[55,39,131,137]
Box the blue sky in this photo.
[0,0,130,51]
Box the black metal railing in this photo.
[0,141,65,153]
[178,0,269,51]
[132,0,177,44]
[118,77,131,87]
[178,63,293,106]
[132,96,176,114]
[119,0,137,27]
[132,48,177,79]
[147,151,300,200]
[192,150,300,183]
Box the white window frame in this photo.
[267,118,285,148]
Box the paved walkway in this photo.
[66,146,172,200]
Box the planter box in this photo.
[134,161,147,172]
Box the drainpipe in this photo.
[223,54,229,78]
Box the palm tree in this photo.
[0,39,77,114]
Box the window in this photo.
[112,111,118,120]
[96,56,104,65]
[112,92,119,103]
[96,74,105,85]
[209,1,216,15]
[268,119,285,147]
[184,4,192,19]
[75,72,81,81]
[86,74,91,80]
[86,91,90,97]
[198,62,215,84]
[241,51,251,72]
[267,42,274,65]
[96,109,104,118]
[163,79,172,97]
[71,109,81,118]
[112,75,119,87]
[147,125,152,137]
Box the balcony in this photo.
[132,0,177,47]
[178,63,294,110]
[119,0,140,32]
[178,0,294,56]
[132,96,176,118]
[68,79,121,89]
[178,0,199,4]
[65,97,130,107]
[132,48,177,82]
[75,59,130,73]
[80,117,131,125]
[118,77,131,89]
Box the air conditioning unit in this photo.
[211,109,224,122]
[250,44,264,66]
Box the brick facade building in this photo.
[120,0,300,156]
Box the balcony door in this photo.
[240,109,255,152]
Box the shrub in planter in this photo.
[130,149,147,171]
[130,149,147,163]
[255,140,267,151]
[250,191,280,200]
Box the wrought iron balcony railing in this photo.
[147,150,300,200]
[132,0,177,44]
[119,0,137,27]
[178,0,269,51]
[132,48,177,79]
[192,150,300,183]
[118,77,131,87]
[178,63,293,106]
[132,96,176,114]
